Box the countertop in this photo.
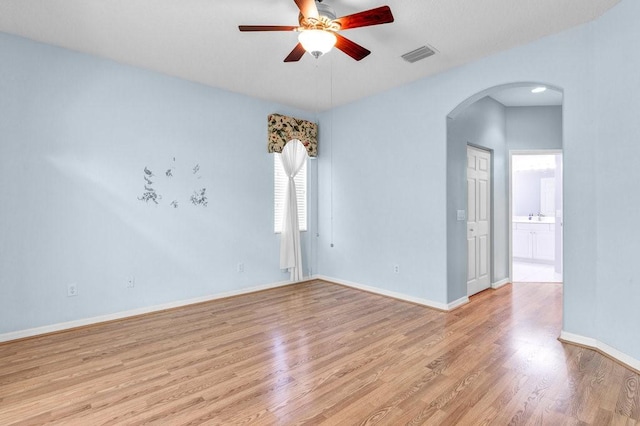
[513,216,555,224]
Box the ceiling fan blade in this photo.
[294,0,319,19]
[284,43,307,62]
[334,6,394,30]
[335,34,371,61]
[239,25,298,32]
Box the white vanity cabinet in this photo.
[513,227,533,259]
[513,222,555,262]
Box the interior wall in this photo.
[316,19,597,307]
[317,1,612,354]
[447,96,508,301]
[0,33,316,335]
[316,97,447,302]
[506,106,563,150]
[593,0,640,359]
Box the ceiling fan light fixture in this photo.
[298,29,337,58]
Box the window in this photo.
[274,154,307,233]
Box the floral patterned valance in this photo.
[268,114,318,157]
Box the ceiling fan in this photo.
[238,0,394,62]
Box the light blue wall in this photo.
[0,33,315,334]
[507,106,563,150]
[593,0,640,358]
[317,0,640,360]
[318,18,597,313]
[316,96,445,301]
[447,96,508,301]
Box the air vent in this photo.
[401,45,436,63]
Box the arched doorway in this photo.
[446,82,564,300]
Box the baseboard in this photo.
[491,278,510,289]
[315,275,469,311]
[0,278,309,344]
[559,331,640,374]
[447,295,470,310]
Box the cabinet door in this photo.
[513,229,533,259]
[534,229,555,261]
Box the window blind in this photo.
[274,154,307,233]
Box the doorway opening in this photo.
[510,152,563,283]
[446,82,564,305]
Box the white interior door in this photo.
[467,146,491,296]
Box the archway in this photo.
[446,82,564,302]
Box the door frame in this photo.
[508,149,563,282]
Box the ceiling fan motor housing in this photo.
[316,2,336,21]
[299,2,337,27]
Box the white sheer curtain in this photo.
[278,139,307,281]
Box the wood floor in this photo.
[1,281,638,425]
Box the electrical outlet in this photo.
[126,276,135,288]
[67,283,78,297]
[393,264,400,274]
[237,262,244,273]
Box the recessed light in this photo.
[532,86,547,93]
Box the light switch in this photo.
[457,210,466,221]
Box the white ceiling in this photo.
[0,0,619,111]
